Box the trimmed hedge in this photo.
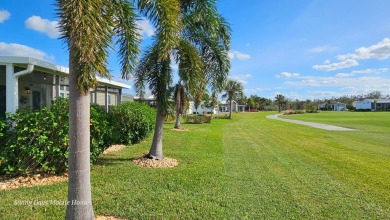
[0,99,70,174]
[0,99,155,176]
[109,102,156,145]
[184,115,212,124]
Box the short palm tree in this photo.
[173,81,187,129]
[223,79,244,119]
[135,0,231,160]
[275,94,286,113]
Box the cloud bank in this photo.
[25,16,60,39]
[0,42,51,61]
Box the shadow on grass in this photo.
[94,156,139,167]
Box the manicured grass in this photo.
[0,112,389,219]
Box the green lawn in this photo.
[0,112,389,219]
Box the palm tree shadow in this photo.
[94,156,138,167]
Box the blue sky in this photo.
[1,0,390,100]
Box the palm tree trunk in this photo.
[174,110,181,129]
[148,103,164,160]
[229,98,232,119]
[66,50,94,219]
[174,89,181,129]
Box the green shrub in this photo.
[0,99,69,175]
[0,98,114,175]
[90,104,112,161]
[109,102,156,145]
[184,115,212,124]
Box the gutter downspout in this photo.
[15,64,35,78]
[6,64,35,114]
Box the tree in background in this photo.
[57,0,140,218]
[247,97,255,111]
[173,82,187,129]
[223,80,244,119]
[275,94,286,113]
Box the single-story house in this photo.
[133,95,157,108]
[317,102,347,111]
[219,100,245,113]
[354,99,390,111]
[186,101,218,115]
[0,56,131,117]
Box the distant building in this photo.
[186,101,218,115]
[317,102,347,111]
[354,99,390,111]
[219,100,245,113]
[133,95,157,108]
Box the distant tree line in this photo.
[236,91,389,112]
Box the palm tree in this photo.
[57,0,140,218]
[275,94,286,113]
[173,81,187,129]
[135,0,231,160]
[223,80,243,119]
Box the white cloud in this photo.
[0,10,10,23]
[276,72,301,78]
[286,75,390,95]
[335,73,354,78]
[312,59,358,71]
[228,50,251,60]
[351,68,388,74]
[136,18,155,37]
[25,16,60,39]
[230,74,252,84]
[308,45,337,53]
[335,68,389,77]
[313,38,390,72]
[337,38,390,61]
[0,42,51,61]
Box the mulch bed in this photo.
[0,144,127,191]
[132,156,179,168]
[0,173,68,191]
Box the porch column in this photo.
[94,87,97,104]
[118,88,122,104]
[5,64,18,114]
[105,86,108,112]
[56,75,61,98]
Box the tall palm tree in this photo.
[57,0,140,218]
[275,94,286,113]
[135,0,231,160]
[223,79,243,119]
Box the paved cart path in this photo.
[266,114,357,131]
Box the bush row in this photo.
[0,98,155,175]
[283,109,321,115]
[184,115,212,124]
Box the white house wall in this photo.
[187,101,218,115]
[355,101,371,110]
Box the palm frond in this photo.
[111,0,141,80]
[57,0,115,94]
[135,44,172,115]
[138,0,182,60]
